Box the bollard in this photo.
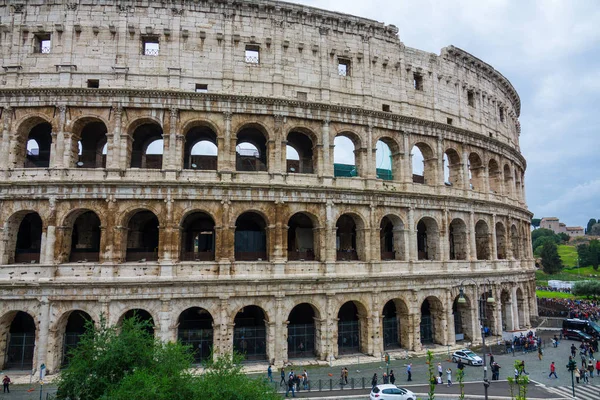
[319,379,322,391]
[329,378,333,390]
[362,376,366,389]
[351,377,354,389]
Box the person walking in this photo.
[538,346,543,361]
[583,368,590,384]
[407,363,412,381]
[588,359,594,379]
[340,368,345,385]
[575,367,581,384]
[437,362,443,378]
[302,369,309,390]
[2,375,10,393]
[267,365,273,382]
[382,372,389,384]
[571,344,577,358]
[596,359,600,377]
[280,367,286,386]
[344,367,349,384]
[371,373,378,389]
[389,370,396,385]
[446,368,452,387]
[285,376,296,398]
[548,361,557,379]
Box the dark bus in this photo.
[562,318,600,339]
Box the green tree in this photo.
[590,223,600,236]
[531,218,541,229]
[426,350,436,400]
[573,280,600,299]
[578,240,600,270]
[587,219,597,235]
[540,241,563,274]
[558,233,570,243]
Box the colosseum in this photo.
[0,0,536,373]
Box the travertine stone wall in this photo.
[0,0,535,374]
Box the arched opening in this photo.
[235,212,267,261]
[236,127,267,172]
[501,290,513,331]
[337,301,367,354]
[449,218,468,260]
[333,134,359,177]
[69,211,101,262]
[287,303,318,358]
[382,300,409,350]
[375,139,393,180]
[480,292,497,335]
[76,121,108,168]
[380,215,405,261]
[177,307,213,363]
[183,125,218,170]
[2,311,36,370]
[452,295,474,342]
[180,212,215,261]
[496,222,507,260]
[420,297,444,345]
[511,225,520,260]
[286,130,315,174]
[125,211,159,262]
[475,220,491,260]
[24,122,52,168]
[62,311,93,366]
[468,153,484,191]
[503,164,513,197]
[411,143,435,185]
[443,149,462,187]
[417,217,439,261]
[14,212,43,264]
[120,309,154,336]
[516,288,526,329]
[488,159,501,194]
[287,213,316,261]
[514,170,522,200]
[336,214,363,261]
[130,123,163,169]
[233,306,267,361]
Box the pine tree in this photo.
[540,241,563,274]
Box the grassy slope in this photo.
[558,245,578,267]
[535,290,575,299]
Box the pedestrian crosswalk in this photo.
[549,384,600,400]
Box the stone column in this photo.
[407,207,416,262]
[437,138,445,187]
[468,211,477,261]
[511,286,520,330]
[445,290,456,346]
[43,198,57,265]
[36,297,51,372]
[50,105,68,169]
[371,293,383,357]
[217,199,232,277]
[322,120,334,177]
[440,209,450,262]
[324,201,336,266]
[273,296,285,365]
[462,150,470,191]
[491,214,498,260]
[370,203,380,261]
[325,294,336,360]
[0,106,13,170]
[365,125,376,179]
[218,112,233,172]
[159,299,176,342]
[105,105,122,170]
[402,133,412,183]
[164,108,178,170]
[216,297,232,356]
[269,114,284,175]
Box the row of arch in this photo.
[1,287,530,370]
[4,208,529,264]
[11,116,525,200]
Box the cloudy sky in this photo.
[295,0,599,228]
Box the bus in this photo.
[562,318,600,339]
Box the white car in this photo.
[370,384,416,400]
[452,349,483,366]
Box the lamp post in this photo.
[458,279,495,400]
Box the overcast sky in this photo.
[296,0,599,228]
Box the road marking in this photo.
[546,385,600,400]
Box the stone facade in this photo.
[540,217,584,237]
[0,0,535,374]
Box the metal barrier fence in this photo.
[270,376,372,393]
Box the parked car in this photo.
[452,349,483,366]
[562,318,600,339]
[370,384,416,400]
[564,329,593,342]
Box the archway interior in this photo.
[177,307,213,363]
[511,226,520,259]
[126,211,159,262]
[338,302,360,354]
[184,126,217,170]
[181,212,215,261]
[503,165,513,196]
[376,140,393,180]
[234,212,267,261]
[468,153,483,191]
[4,312,36,370]
[449,219,468,261]
[69,211,101,262]
[452,297,471,342]
[236,128,267,172]
[417,220,428,260]
[77,121,107,168]
[286,131,314,174]
[488,159,501,194]
[411,145,424,183]
[288,303,316,357]
[233,306,267,361]
[444,149,462,187]
[380,217,395,260]
[63,311,92,366]
[496,223,507,260]
[475,221,491,260]
[501,290,512,331]
[25,122,52,168]
[130,123,163,169]
[420,300,434,344]
[382,301,400,349]
[287,213,315,261]
[15,212,43,264]
[122,309,154,336]
[333,135,357,177]
[336,215,358,261]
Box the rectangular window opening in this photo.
[195,84,208,93]
[338,58,351,77]
[87,79,100,88]
[142,37,160,56]
[296,91,307,101]
[35,33,51,54]
[245,45,260,64]
[447,117,453,125]
[413,73,423,91]
[382,104,391,112]
[467,90,475,107]
[499,107,505,122]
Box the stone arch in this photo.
[516,287,526,329]
[60,209,102,263]
[57,310,94,367]
[449,218,468,260]
[337,300,369,355]
[420,296,445,345]
[129,120,164,169]
[13,115,53,169]
[287,303,321,358]
[235,123,269,172]
[503,164,513,197]
[416,216,440,261]
[180,211,216,261]
[514,169,522,200]
[488,158,501,194]
[9,211,43,264]
[468,152,484,191]
[381,298,410,350]
[443,148,463,187]
[235,211,268,261]
[0,310,36,370]
[510,225,520,259]
[125,210,160,262]
[336,213,367,261]
[118,309,156,336]
[475,220,491,260]
[452,294,475,342]
[334,130,362,177]
[411,142,436,185]
[183,123,218,170]
[375,136,401,181]
[379,214,406,261]
[287,212,318,261]
[500,289,514,331]
[177,307,214,363]
[495,221,507,260]
[286,127,317,174]
[71,117,108,168]
[233,305,269,361]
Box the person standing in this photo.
[588,359,594,379]
[2,375,10,393]
[446,368,452,387]
[382,372,389,384]
[571,344,577,358]
[267,365,273,382]
[285,376,296,398]
[344,367,349,384]
[280,367,286,386]
[596,359,600,377]
[302,369,308,390]
[437,362,443,378]
[371,373,378,389]
[407,363,412,381]
[538,346,543,361]
[548,361,557,379]
[340,368,345,385]
[389,370,396,385]
[574,367,581,384]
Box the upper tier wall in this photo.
[0,0,522,151]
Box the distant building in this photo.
[540,217,584,237]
